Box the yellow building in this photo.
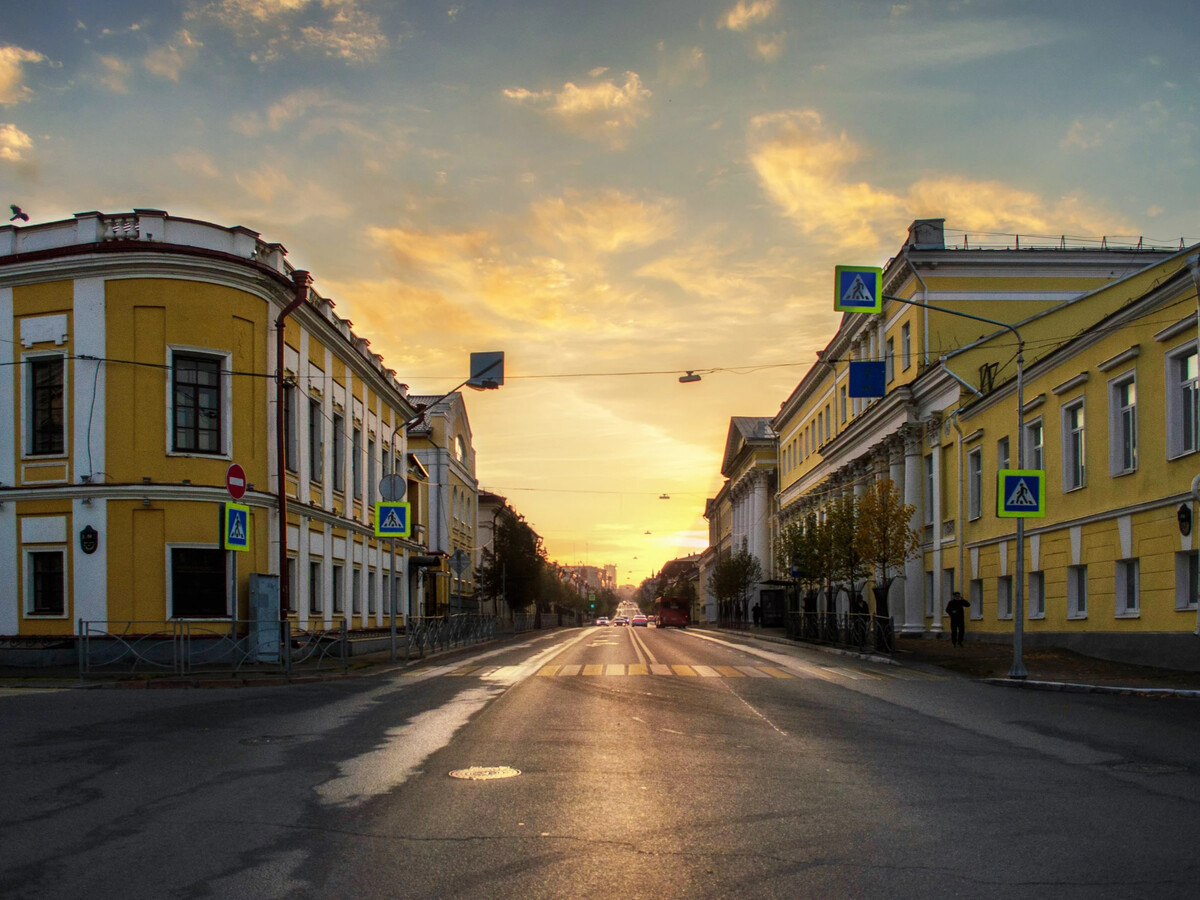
[765,218,1199,667]
[1,209,428,641]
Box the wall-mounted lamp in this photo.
[679,371,701,384]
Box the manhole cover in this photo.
[239,734,296,746]
[448,765,521,781]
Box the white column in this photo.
[930,422,944,634]
[902,427,925,634]
[888,442,905,627]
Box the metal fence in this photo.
[78,619,350,678]
[783,611,895,655]
[404,614,496,660]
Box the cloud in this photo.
[0,45,47,105]
[143,30,202,81]
[188,0,388,64]
[503,71,651,150]
[718,0,778,32]
[97,55,133,93]
[749,109,1127,253]
[230,88,333,134]
[529,189,675,255]
[1060,118,1115,151]
[171,149,221,178]
[657,44,707,88]
[0,122,33,162]
[754,32,786,62]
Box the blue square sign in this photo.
[997,470,1045,518]
[223,502,250,551]
[848,361,886,398]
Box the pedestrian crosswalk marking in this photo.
[407,660,945,682]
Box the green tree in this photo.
[853,478,921,620]
[478,507,546,616]
[707,549,762,627]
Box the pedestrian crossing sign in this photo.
[222,502,251,551]
[374,501,412,538]
[997,470,1046,518]
[834,265,883,313]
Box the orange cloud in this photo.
[0,122,33,162]
[0,45,46,105]
[719,0,778,32]
[504,71,651,150]
[529,189,675,254]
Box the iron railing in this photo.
[783,611,895,656]
[78,619,350,678]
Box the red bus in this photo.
[656,596,690,628]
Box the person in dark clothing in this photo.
[752,602,762,627]
[945,591,969,646]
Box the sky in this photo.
[2,0,1198,587]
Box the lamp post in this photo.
[883,294,1028,679]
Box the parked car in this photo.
[631,615,648,627]
[595,617,610,626]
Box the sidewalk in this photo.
[707,625,1200,698]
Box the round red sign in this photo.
[226,463,247,500]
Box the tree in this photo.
[477,507,547,616]
[707,549,762,627]
[828,492,869,608]
[853,479,921,619]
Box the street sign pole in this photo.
[390,537,398,660]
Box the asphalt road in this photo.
[2,625,1199,899]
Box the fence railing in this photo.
[404,614,496,660]
[782,611,895,655]
[78,619,350,678]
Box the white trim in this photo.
[1097,345,1140,373]
[73,498,108,626]
[21,515,66,544]
[0,287,13,486]
[1154,316,1195,344]
[73,277,107,483]
[1107,370,1137,476]
[1052,372,1089,396]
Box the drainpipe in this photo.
[276,270,311,620]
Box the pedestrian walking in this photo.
[945,591,969,646]
[752,602,762,627]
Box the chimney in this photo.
[906,218,946,250]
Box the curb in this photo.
[982,677,1200,699]
[702,626,897,666]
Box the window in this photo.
[309,561,323,614]
[352,568,362,615]
[825,405,832,441]
[352,426,362,499]
[332,564,344,614]
[1068,565,1087,618]
[27,356,65,456]
[368,570,378,615]
[1109,375,1137,474]
[284,385,299,472]
[901,322,911,370]
[382,573,391,615]
[172,354,222,454]
[1167,346,1200,458]
[885,337,895,383]
[368,439,377,505]
[967,448,982,520]
[997,436,1010,472]
[1024,419,1043,472]
[170,547,226,618]
[969,579,983,620]
[1062,400,1085,490]
[1175,551,1198,610]
[285,557,297,615]
[25,549,65,616]
[997,576,1013,619]
[308,397,324,484]
[1115,558,1139,616]
[840,385,847,423]
[333,413,345,493]
[1028,571,1044,618]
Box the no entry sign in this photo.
[226,463,247,500]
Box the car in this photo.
[595,617,610,626]
[631,615,648,627]
[613,616,628,626]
